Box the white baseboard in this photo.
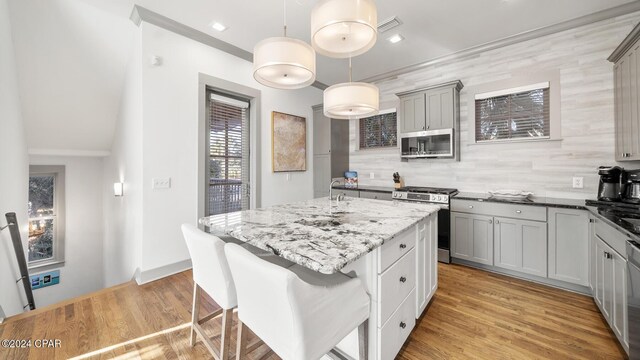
[135,259,192,285]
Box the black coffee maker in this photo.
[623,169,640,204]
[598,166,624,201]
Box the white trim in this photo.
[474,82,549,100]
[28,148,110,157]
[135,258,193,284]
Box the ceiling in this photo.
[7,0,638,152]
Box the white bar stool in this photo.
[225,242,371,360]
[181,224,237,360]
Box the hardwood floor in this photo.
[0,264,627,359]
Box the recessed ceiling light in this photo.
[211,22,227,32]
[388,34,404,44]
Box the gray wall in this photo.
[350,12,640,199]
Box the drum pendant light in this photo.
[324,57,379,119]
[311,0,378,58]
[253,0,316,89]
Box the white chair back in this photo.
[181,224,237,310]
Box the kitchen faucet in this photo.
[329,179,340,200]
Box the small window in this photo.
[475,83,550,142]
[28,165,65,269]
[359,110,398,149]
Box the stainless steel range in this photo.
[392,186,458,263]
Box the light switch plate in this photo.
[572,177,584,189]
[153,177,171,189]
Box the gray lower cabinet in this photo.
[494,217,547,277]
[335,189,359,198]
[589,214,597,294]
[548,208,589,286]
[451,212,494,265]
[594,218,629,352]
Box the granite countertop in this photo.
[585,204,640,241]
[453,192,589,210]
[332,184,395,194]
[200,197,439,274]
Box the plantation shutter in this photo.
[208,93,250,215]
[475,84,550,142]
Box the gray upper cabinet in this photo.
[609,23,640,161]
[397,80,463,134]
[400,93,426,133]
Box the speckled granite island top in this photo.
[199,197,440,274]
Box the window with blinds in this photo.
[359,111,398,149]
[475,84,550,142]
[207,92,250,216]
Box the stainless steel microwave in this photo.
[401,128,455,159]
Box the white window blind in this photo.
[475,84,550,142]
[207,92,250,215]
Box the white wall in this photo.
[0,0,29,318]
[350,12,640,199]
[103,27,143,287]
[137,22,322,277]
[29,155,105,307]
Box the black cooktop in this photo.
[396,186,459,195]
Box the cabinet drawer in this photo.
[378,289,416,360]
[595,218,629,257]
[378,249,416,326]
[451,199,547,222]
[378,226,415,273]
[359,191,393,201]
[336,189,359,198]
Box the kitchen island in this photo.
[200,197,439,360]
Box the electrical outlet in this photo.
[152,177,171,189]
[572,177,584,189]
[369,172,375,179]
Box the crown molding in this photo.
[28,148,111,157]
[361,2,640,84]
[129,5,328,91]
[608,20,640,62]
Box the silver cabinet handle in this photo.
[516,210,522,214]
[495,220,499,224]
[399,243,407,249]
[422,125,425,130]
[399,276,407,283]
[489,220,493,224]
[399,322,406,329]
[468,205,474,209]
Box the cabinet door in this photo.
[622,54,634,160]
[451,212,493,265]
[597,237,613,319]
[312,107,331,155]
[615,63,625,161]
[400,93,426,133]
[589,216,597,294]
[313,154,330,198]
[425,88,454,130]
[548,208,589,286]
[612,249,628,347]
[494,217,547,277]
[629,45,640,161]
[595,236,606,311]
[416,215,437,318]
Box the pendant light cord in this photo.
[283,0,287,37]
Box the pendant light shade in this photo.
[253,37,316,89]
[311,0,377,58]
[324,82,379,119]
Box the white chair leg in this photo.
[191,282,201,347]
[358,319,368,360]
